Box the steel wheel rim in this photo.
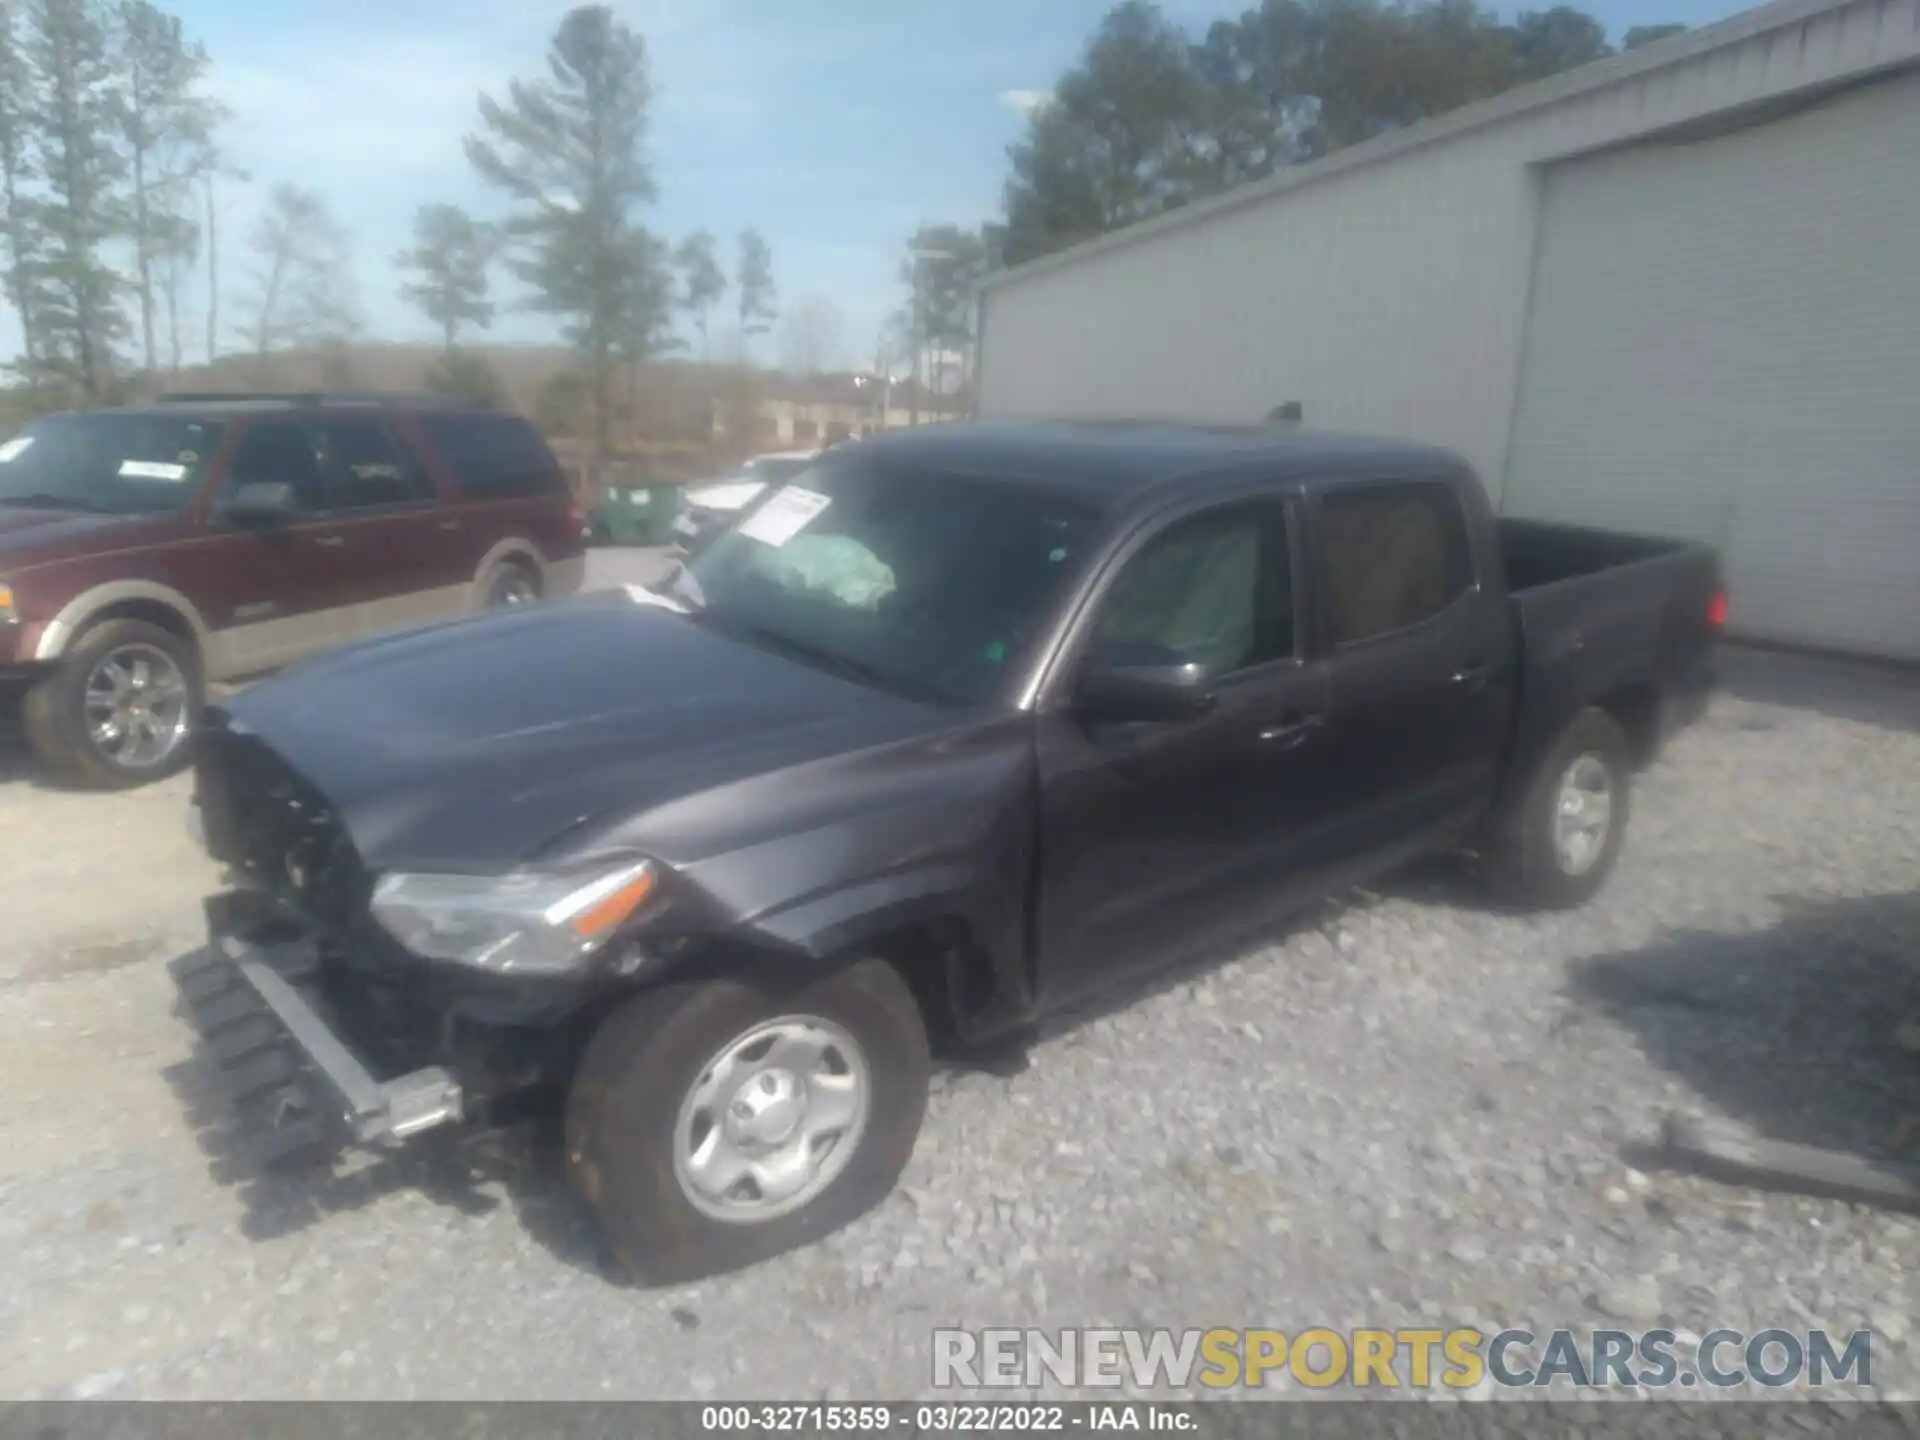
[1552,752,1614,876]
[672,1014,872,1225]
[83,642,191,771]
[491,572,537,607]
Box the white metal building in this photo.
[976,0,1920,660]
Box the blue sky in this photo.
[167,0,1751,372]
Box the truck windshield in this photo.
[0,413,224,516]
[676,458,1099,705]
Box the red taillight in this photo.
[1706,587,1729,628]
[567,493,585,524]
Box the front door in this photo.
[197,419,343,678]
[1034,494,1335,1003]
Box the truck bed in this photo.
[1495,516,1722,808]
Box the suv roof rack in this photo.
[153,390,494,410]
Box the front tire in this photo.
[1487,706,1631,909]
[566,958,930,1284]
[22,618,202,789]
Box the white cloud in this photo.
[999,88,1054,117]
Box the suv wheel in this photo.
[565,958,930,1284]
[1487,706,1631,909]
[22,618,203,788]
[483,561,541,609]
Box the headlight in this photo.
[370,858,657,975]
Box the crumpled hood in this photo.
[219,593,944,872]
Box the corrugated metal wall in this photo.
[1503,69,1920,660]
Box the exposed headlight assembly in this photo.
[370,858,657,975]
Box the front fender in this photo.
[742,861,979,961]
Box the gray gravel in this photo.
[1,639,1916,1403]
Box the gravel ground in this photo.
[1,613,1916,1404]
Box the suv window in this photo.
[1092,501,1295,675]
[417,413,563,500]
[225,421,323,508]
[1319,481,1472,645]
[313,420,431,510]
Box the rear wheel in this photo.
[1486,706,1631,909]
[482,560,541,610]
[22,618,202,788]
[565,958,930,1284]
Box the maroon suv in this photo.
[0,392,587,787]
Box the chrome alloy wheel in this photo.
[1552,752,1614,876]
[83,642,192,771]
[672,1015,872,1224]
[490,570,539,607]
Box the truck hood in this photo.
[217,592,950,872]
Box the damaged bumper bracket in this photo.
[171,919,464,1168]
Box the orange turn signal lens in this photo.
[567,867,657,938]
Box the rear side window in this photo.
[417,413,564,500]
[1319,481,1473,645]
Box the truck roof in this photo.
[850,420,1464,505]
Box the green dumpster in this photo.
[597,485,681,545]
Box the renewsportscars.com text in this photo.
[931,1326,1873,1391]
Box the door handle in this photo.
[1258,711,1325,748]
[313,533,346,548]
[1451,660,1495,687]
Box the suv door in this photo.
[1308,477,1511,857]
[305,417,470,641]
[1034,493,1334,1001]
[201,419,348,676]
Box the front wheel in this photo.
[565,958,930,1284]
[1486,706,1631,909]
[21,618,202,788]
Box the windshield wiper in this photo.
[706,615,946,703]
[0,491,99,512]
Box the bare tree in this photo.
[778,294,842,378]
[242,182,356,362]
[113,0,219,376]
[0,2,45,394]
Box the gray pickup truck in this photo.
[173,421,1723,1282]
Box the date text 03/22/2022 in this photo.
[699,1404,1193,1432]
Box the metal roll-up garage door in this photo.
[1500,68,1920,661]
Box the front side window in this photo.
[1319,482,1472,646]
[1091,501,1295,675]
[0,413,225,516]
[225,421,323,507]
[674,458,1100,705]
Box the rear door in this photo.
[305,416,471,641]
[1307,476,1512,862]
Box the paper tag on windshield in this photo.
[119,459,190,481]
[736,486,831,548]
[0,436,32,463]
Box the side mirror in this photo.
[222,480,299,526]
[1073,650,1216,722]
